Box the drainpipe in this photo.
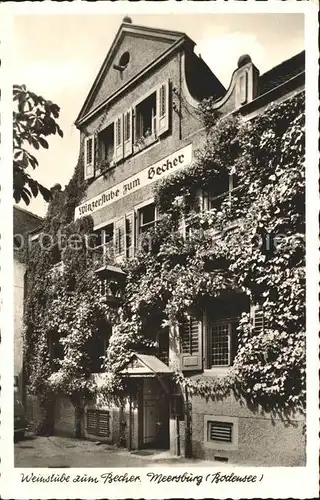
[178,51,182,141]
[184,386,192,458]
[176,413,181,456]
[128,394,132,451]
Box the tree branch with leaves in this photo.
[13,84,64,205]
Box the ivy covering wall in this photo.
[24,91,305,433]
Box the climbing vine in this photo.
[24,90,305,434]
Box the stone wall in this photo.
[190,393,306,466]
[54,396,76,437]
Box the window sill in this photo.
[91,136,163,182]
[203,367,232,378]
[133,135,158,154]
[94,163,117,181]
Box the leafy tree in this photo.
[13,84,64,205]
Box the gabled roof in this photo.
[13,205,43,235]
[121,353,173,377]
[259,50,305,96]
[75,21,194,126]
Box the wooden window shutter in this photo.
[157,79,170,136]
[252,305,266,334]
[180,315,202,371]
[84,135,95,180]
[123,109,133,158]
[125,212,135,258]
[86,409,98,434]
[114,115,124,162]
[230,321,239,363]
[98,411,110,437]
[114,217,125,257]
[86,409,110,437]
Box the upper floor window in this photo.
[203,173,237,212]
[98,124,115,173]
[136,202,157,253]
[91,202,158,265]
[91,223,114,267]
[138,203,156,234]
[135,91,157,145]
[83,80,170,180]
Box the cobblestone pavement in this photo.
[15,434,229,468]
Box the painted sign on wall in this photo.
[74,144,192,219]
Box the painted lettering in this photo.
[148,167,155,180]
[75,145,192,220]
[123,178,140,194]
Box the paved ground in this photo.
[15,433,227,468]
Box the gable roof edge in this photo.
[76,23,193,126]
[75,38,190,127]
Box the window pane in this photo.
[136,92,156,139]
[139,203,155,233]
[99,124,114,163]
[211,322,229,366]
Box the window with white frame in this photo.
[133,80,170,150]
[178,190,202,241]
[203,174,237,212]
[138,203,156,234]
[135,92,157,142]
[136,202,157,253]
[83,80,170,180]
[99,123,115,168]
[205,294,249,369]
[209,318,239,367]
[91,223,114,267]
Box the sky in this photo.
[13,13,304,217]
